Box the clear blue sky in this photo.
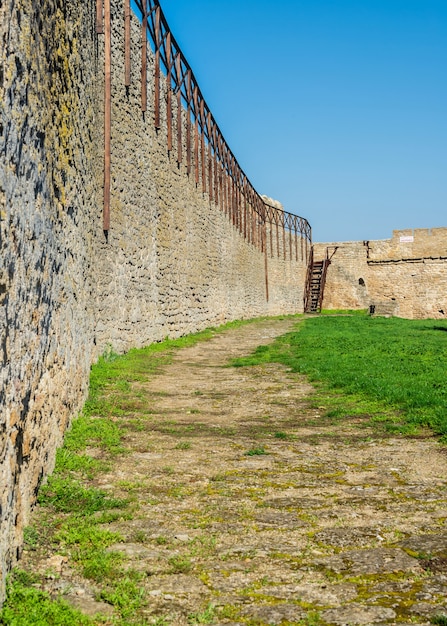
[156,0,447,243]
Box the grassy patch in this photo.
[320,308,368,316]
[61,414,124,455]
[38,476,126,514]
[175,441,191,450]
[0,580,97,625]
[273,431,289,440]
[98,575,145,618]
[54,516,124,580]
[244,446,268,456]
[168,555,192,573]
[233,315,447,438]
[187,603,216,624]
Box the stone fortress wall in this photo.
[314,227,447,319]
[1,0,101,600]
[97,4,309,355]
[0,0,309,599]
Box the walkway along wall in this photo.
[0,0,310,599]
[314,228,447,319]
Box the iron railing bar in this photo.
[129,0,311,245]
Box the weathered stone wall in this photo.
[314,228,447,319]
[0,0,308,600]
[1,0,100,599]
[93,6,308,355]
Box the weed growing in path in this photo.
[0,582,96,625]
[244,446,267,456]
[187,603,216,624]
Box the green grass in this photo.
[273,431,289,440]
[244,446,267,456]
[38,476,127,514]
[168,555,192,573]
[0,582,98,625]
[233,315,447,438]
[187,603,216,624]
[320,308,368,316]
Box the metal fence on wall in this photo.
[97,0,312,263]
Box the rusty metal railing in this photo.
[97,0,312,263]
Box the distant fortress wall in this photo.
[0,0,309,599]
[314,228,447,319]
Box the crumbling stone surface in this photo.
[0,0,100,599]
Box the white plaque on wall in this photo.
[399,236,414,243]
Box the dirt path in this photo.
[26,319,447,624]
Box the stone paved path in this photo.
[25,319,447,624]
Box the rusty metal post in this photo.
[237,176,242,233]
[213,151,218,205]
[141,1,148,112]
[200,101,206,194]
[238,181,243,234]
[282,213,286,260]
[234,179,238,230]
[103,0,111,232]
[124,0,131,86]
[231,176,236,226]
[289,226,292,260]
[228,173,232,220]
[245,185,249,238]
[223,153,228,215]
[166,32,172,151]
[251,201,255,245]
[208,147,213,202]
[219,164,223,212]
[154,6,161,127]
[200,135,206,193]
[295,221,299,261]
[96,0,104,34]
[264,215,269,302]
[222,170,227,215]
[259,202,263,252]
[176,54,182,164]
[276,216,280,257]
[207,114,214,202]
[193,86,199,185]
[186,71,192,175]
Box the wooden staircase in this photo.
[305,260,325,312]
[304,246,338,313]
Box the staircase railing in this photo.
[304,246,338,313]
[303,246,315,312]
